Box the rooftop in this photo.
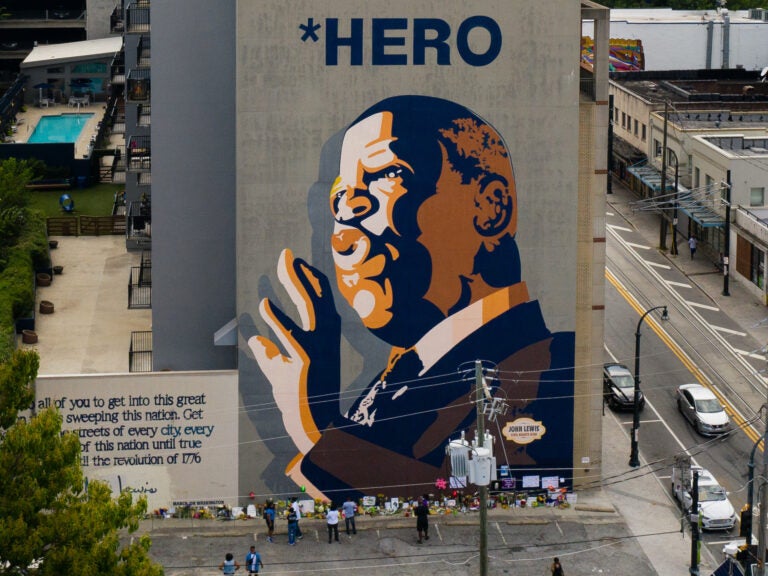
[20,36,123,68]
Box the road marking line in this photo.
[648,261,671,270]
[494,522,507,546]
[627,242,651,250]
[711,325,747,337]
[606,210,615,217]
[606,223,631,232]
[666,280,691,288]
[734,348,767,361]
[555,521,563,536]
[435,524,442,542]
[621,419,663,425]
[686,301,720,312]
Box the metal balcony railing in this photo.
[126,135,151,171]
[126,67,150,103]
[126,0,150,34]
[129,330,152,372]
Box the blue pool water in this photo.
[28,113,94,144]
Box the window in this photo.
[751,187,765,207]
[634,119,638,136]
[641,124,646,141]
[621,112,626,129]
[614,107,619,122]
[654,139,662,157]
[627,114,632,131]
[694,167,700,188]
[705,174,714,193]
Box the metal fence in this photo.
[129,330,152,372]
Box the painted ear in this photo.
[473,176,513,237]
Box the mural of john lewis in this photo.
[247,95,574,500]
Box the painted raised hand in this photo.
[247,249,341,455]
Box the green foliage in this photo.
[0,350,164,576]
[0,157,35,210]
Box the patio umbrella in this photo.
[33,82,52,101]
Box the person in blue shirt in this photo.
[245,546,263,574]
[341,497,357,536]
[219,552,240,574]
[262,501,275,543]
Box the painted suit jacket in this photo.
[300,297,575,499]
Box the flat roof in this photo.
[21,37,123,68]
[609,8,764,24]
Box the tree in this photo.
[0,349,164,576]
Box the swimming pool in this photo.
[28,113,94,144]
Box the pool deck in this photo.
[11,101,105,159]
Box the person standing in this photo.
[219,552,240,574]
[263,501,275,543]
[291,497,303,539]
[326,504,340,543]
[342,496,357,536]
[688,235,697,259]
[551,557,564,576]
[415,496,430,543]
[245,546,264,575]
[287,506,298,546]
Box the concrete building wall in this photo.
[86,0,116,39]
[583,10,768,71]
[235,0,600,501]
[150,0,237,371]
[611,82,654,158]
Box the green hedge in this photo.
[0,211,49,361]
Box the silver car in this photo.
[676,384,730,436]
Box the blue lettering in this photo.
[322,17,501,67]
[413,18,451,65]
[456,16,502,67]
[372,18,407,66]
[326,18,363,66]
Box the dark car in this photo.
[603,363,644,411]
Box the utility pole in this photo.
[608,94,614,195]
[722,171,731,297]
[476,360,488,576]
[759,394,768,576]
[659,101,669,251]
[690,470,700,576]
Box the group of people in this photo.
[218,546,264,575]
[219,494,445,572]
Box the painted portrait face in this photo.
[329,108,517,346]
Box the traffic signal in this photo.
[740,506,752,538]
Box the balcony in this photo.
[127,197,151,250]
[736,207,768,247]
[137,35,150,67]
[129,330,152,372]
[126,0,150,34]
[126,135,150,172]
[110,3,123,33]
[137,102,151,127]
[128,250,151,309]
[126,68,150,103]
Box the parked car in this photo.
[603,363,643,411]
[671,465,736,531]
[676,383,730,436]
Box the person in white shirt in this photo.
[326,505,340,543]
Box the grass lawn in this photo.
[27,183,123,218]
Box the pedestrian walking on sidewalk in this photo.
[688,235,697,259]
[342,496,357,536]
[245,546,264,575]
[263,501,275,543]
[415,495,430,543]
[287,507,298,545]
[326,504,340,543]
[219,552,240,574]
[551,557,564,576]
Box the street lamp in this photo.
[629,305,669,468]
